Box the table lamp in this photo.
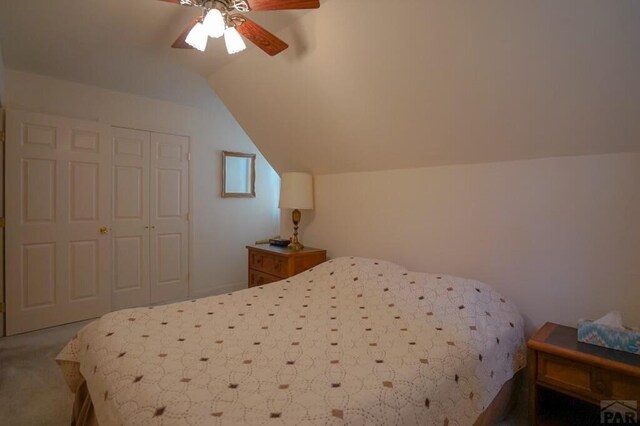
[279,172,314,250]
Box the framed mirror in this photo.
[222,151,256,198]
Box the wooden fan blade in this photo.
[235,16,288,56]
[172,18,198,49]
[158,0,182,4]
[245,0,319,11]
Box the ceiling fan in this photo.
[161,0,320,56]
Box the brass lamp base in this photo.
[288,240,304,251]
[288,209,304,250]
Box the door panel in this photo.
[22,243,56,308]
[69,240,99,300]
[156,168,183,218]
[114,166,144,219]
[6,110,112,335]
[22,159,56,223]
[70,162,99,221]
[113,236,144,290]
[71,130,100,153]
[111,128,150,310]
[23,123,57,148]
[157,233,182,287]
[114,136,144,158]
[149,132,189,304]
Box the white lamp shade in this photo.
[185,22,208,51]
[279,172,314,210]
[224,27,246,54]
[202,9,225,38]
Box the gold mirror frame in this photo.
[221,151,256,198]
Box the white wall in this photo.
[285,153,640,333]
[5,69,280,299]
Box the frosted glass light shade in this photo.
[185,22,208,51]
[279,172,314,210]
[224,27,246,54]
[203,9,225,38]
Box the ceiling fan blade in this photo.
[234,16,288,56]
[172,18,198,49]
[245,0,320,11]
[158,0,183,4]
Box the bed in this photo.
[57,257,526,425]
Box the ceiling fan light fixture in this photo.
[185,22,208,51]
[203,9,225,38]
[224,27,246,54]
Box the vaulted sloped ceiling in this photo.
[0,0,311,110]
[210,0,640,175]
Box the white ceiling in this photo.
[210,0,640,174]
[2,1,639,175]
[0,0,311,109]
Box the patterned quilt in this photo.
[57,257,526,425]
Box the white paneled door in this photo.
[5,110,112,335]
[149,133,190,304]
[112,128,190,309]
[112,128,150,310]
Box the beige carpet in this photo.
[0,320,91,426]
[0,320,526,426]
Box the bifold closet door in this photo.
[111,128,151,310]
[5,110,112,335]
[112,128,189,309]
[149,133,189,304]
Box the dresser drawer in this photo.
[249,251,288,278]
[538,352,640,401]
[248,269,281,288]
[247,245,327,289]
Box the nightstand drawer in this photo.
[249,251,288,278]
[538,352,640,401]
[248,269,281,288]
[610,371,640,399]
[538,353,594,398]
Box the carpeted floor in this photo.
[0,320,527,426]
[0,320,92,426]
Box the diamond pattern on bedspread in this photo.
[57,257,526,425]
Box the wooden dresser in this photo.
[246,245,327,288]
[528,322,640,425]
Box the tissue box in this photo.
[577,320,640,355]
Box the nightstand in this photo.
[528,322,640,425]
[246,245,327,288]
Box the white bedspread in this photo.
[57,257,526,425]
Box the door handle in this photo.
[99,226,109,235]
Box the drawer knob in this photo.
[594,380,606,394]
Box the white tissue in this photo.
[593,311,623,329]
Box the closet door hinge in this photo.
[187,152,191,161]
[0,302,5,313]
[0,217,5,228]
[0,131,5,143]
